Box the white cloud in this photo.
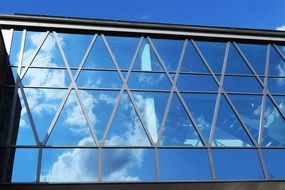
[41,137,98,182]
[276,26,285,31]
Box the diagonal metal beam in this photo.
[101,35,155,146]
[20,31,49,79]
[53,31,99,146]
[148,37,207,146]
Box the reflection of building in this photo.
[0,28,21,182]
[0,14,285,189]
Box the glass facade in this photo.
[1,19,285,185]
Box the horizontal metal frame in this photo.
[1,14,285,42]
[3,145,285,149]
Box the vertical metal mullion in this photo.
[98,147,102,182]
[2,29,26,181]
[53,31,99,146]
[209,42,230,145]
[154,147,160,181]
[35,147,43,182]
[20,31,49,79]
[101,37,144,146]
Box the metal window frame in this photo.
[2,14,285,185]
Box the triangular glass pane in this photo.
[22,68,71,88]
[16,89,37,145]
[83,36,115,69]
[272,96,285,116]
[180,42,208,72]
[25,32,66,67]
[229,94,262,142]
[133,39,163,71]
[212,95,253,147]
[105,92,151,146]
[160,93,203,146]
[9,30,22,66]
[106,36,139,70]
[238,43,267,75]
[58,33,93,68]
[269,46,285,76]
[262,96,285,146]
[47,90,95,146]
[132,92,169,143]
[24,88,67,141]
[195,41,226,74]
[78,90,119,142]
[152,38,183,72]
[182,93,217,142]
[226,44,252,74]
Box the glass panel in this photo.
[47,90,95,146]
[128,72,171,90]
[58,33,93,68]
[24,88,66,141]
[106,36,139,70]
[9,30,22,65]
[223,76,262,93]
[12,148,38,182]
[269,46,285,76]
[41,148,98,182]
[102,149,155,181]
[84,36,115,69]
[268,78,285,93]
[133,39,162,71]
[272,96,285,115]
[105,92,151,146]
[160,94,202,146]
[195,41,226,74]
[22,68,71,87]
[16,89,36,145]
[182,93,217,141]
[226,44,252,74]
[177,74,218,91]
[262,96,285,146]
[180,41,208,73]
[262,149,285,179]
[159,149,211,180]
[78,90,119,142]
[77,70,122,88]
[238,43,267,75]
[212,149,264,180]
[132,92,169,143]
[152,38,183,71]
[212,95,253,147]
[24,32,65,67]
[229,95,262,142]
[2,29,13,54]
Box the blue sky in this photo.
[1,0,285,30]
